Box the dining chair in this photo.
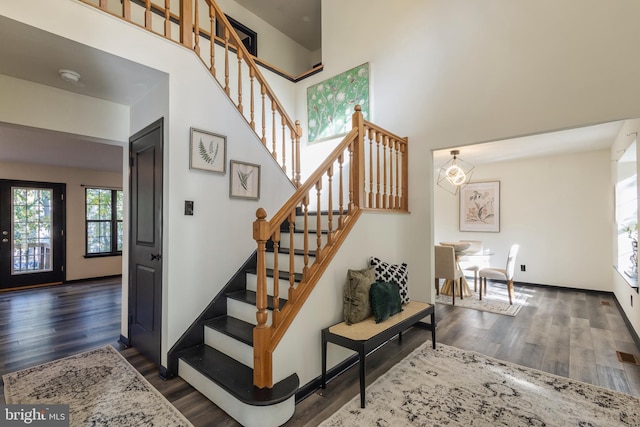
[478,244,520,304]
[435,245,464,305]
[458,240,483,291]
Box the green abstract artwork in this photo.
[307,63,369,143]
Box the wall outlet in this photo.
[520,264,526,272]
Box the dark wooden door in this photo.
[0,180,65,289]
[129,119,163,367]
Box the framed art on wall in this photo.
[190,128,226,173]
[229,160,260,200]
[460,181,500,232]
[306,62,370,143]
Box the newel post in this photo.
[351,106,366,209]
[180,0,193,49]
[253,208,273,388]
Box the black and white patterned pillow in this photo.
[369,257,409,304]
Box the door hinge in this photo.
[61,194,64,201]
[129,314,134,326]
[61,265,64,272]
[130,156,134,168]
[61,229,64,237]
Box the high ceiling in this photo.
[235,0,321,51]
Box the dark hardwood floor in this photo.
[1,278,640,426]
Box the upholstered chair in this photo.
[434,245,464,305]
[478,244,520,304]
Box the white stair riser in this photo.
[227,298,272,325]
[266,251,313,274]
[246,273,293,299]
[204,326,253,369]
[294,213,335,231]
[179,360,295,427]
[278,231,327,250]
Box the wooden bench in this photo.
[321,301,436,408]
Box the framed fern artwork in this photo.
[229,160,260,200]
[190,128,226,173]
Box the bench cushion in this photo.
[328,301,431,341]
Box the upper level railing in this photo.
[252,106,409,388]
[82,0,303,186]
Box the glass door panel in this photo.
[12,187,53,274]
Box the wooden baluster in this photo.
[295,121,302,187]
[271,100,277,159]
[375,131,381,208]
[261,83,267,145]
[99,0,107,8]
[281,117,287,173]
[123,0,131,20]
[302,196,310,280]
[348,142,355,213]
[401,142,409,211]
[223,27,230,95]
[368,127,374,208]
[237,48,243,113]
[144,0,152,29]
[383,135,388,209]
[395,141,401,209]
[338,153,345,228]
[249,68,255,129]
[288,212,296,301]
[194,0,200,54]
[389,138,395,209]
[253,208,272,389]
[209,6,216,75]
[164,0,171,38]
[315,180,323,262]
[180,0,192,49]
[272,230,280,327]
[327,165,334,245]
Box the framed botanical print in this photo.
[190,128,226,173]
[460,181,500,232]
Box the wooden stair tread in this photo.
[226,290,287,310]
[204,315,254,346]
[179,344,299,406]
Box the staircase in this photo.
[175,210,325,427]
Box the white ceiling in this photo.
[0,16,167,173]
[433,120,624,167]
[235,0,321,51]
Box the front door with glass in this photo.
[0,180,65,289]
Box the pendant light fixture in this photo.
[437,150,474,195]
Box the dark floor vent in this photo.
[616,351,640,365]
[601,301,612,306]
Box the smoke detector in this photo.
[58,69,81,84]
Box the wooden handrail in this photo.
[252,106,409,388]
[80,0,303,187]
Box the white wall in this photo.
[0,161,123,281]
[434,150,612,291]
[295,0,640,310]
[216,0,317,76]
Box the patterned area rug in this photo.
[3,345,192,427]
[436,281,528,316]
[320,341,640,426]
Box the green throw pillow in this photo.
[369,281,403,323]
[343,268,376,325]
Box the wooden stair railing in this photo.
[252,106,409,388]
[83,0,302,186]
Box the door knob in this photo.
[2,231,7,235]
[1,238,7,243]
[150,253,162,261]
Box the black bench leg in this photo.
[359,349,366,408]
[321,331,327,388]
[398,330,403,344]
[431,311,436,349]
